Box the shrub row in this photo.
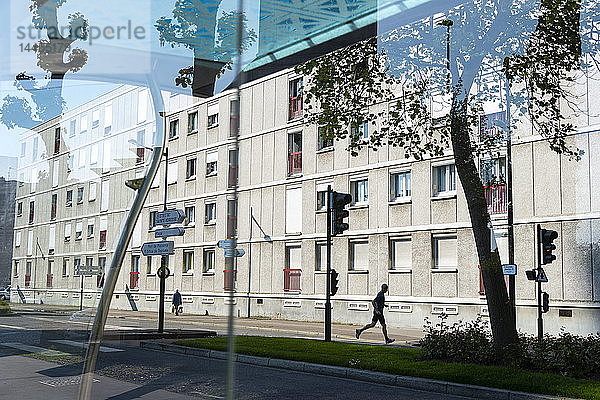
[419,314,600,378]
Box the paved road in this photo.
[0,310,473,400]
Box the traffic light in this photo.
[330,269,339,296]
[542,292,550,313]
[331,191,352,236]
[540,229,558,265]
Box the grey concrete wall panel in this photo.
[431,271,458,297]
[412,231,432,297]
[431,198,457,225]
[411,161,431,225]
[533,142,562,217]
[388,203,411,227]
[562,220,593,301]
[251,84,264,133]
[263,79,276,131]
[512,143,534,220]
[591,219,600,302]
[457,228,479,298]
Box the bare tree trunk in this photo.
[450,97,518,350]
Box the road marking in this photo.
[0,323,28,330]
[23,315,137,331]
[190,391,224,399]
[0,342,70,357]
[50,339,124,353]
[40,376,99,387]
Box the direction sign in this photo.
[502,264,517,276]
[154,209,186,226]
[218,239,237,249]
[224,248,245,258]
[75,265,101,276]
[141,241,175,256]
[536,268,548,283]
[155,227,186,238]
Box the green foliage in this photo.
[0,300,11,315]
[420,314,600,378]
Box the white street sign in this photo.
[154,210,186,226]
[502,264,517,275]
[218,239,237,249]
[224,248,245,258]
[536,268,548,283]
[75,265,101,276]
[141,241,175,256]
[155,227,186,238]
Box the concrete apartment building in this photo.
[11,65,600,335]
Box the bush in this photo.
[419,314,600,378]
[0,300,11,315]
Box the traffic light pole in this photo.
[325,185,332,342]
[505,69,516,328]
[536,224,543,342]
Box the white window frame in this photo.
[167,161,178,185]
[350,177,369,205]
[315,242,327,271]
[207,103,219,128]
[432,162,456,197]
[169,119,179,139]
[186,157,197,180]
[350,240,369,271]
[390,237,412,270]
[183,250,194,274]
[206,151,218,176]
[433,234,458,270]
[185,205,196,225]
[315,181,332,211]
[188,111,198,134]
[203,248,215,273]
[390,169,412,201]
[204,202,216,225]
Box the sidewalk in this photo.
[10,302,425,346]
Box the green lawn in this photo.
[0,300,11,315]
[175,336,600,400]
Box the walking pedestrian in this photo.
[355,284,395,344]
[172,289,183,316]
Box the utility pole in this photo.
[325,186,332,342]
[504,58,516,328]
[158,146,169,333]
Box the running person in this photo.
[355,284,395,344]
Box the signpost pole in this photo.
[536,224,543,342]
[325,185,332,342]
[158,256,166,333]
[80,275,84,311]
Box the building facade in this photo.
[11,67,600,335]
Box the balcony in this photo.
[46,273,53,288]
[484,184,507,214]
[288,151,302,175]
[224,269,236,291]
[25,273,31,287]
[289,96,303,120]
[129,271,139,289]
[283,269,301,293]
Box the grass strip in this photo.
[0,300,11,315]
[175,336,600,400]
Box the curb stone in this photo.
[139,341,580,400]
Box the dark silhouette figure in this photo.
[356,284,395,344]
[172,289,182,316]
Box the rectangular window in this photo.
[186,158,197,179]
[229,99,239,136]
[92,109,100,128]
[87,219,94,238]
[146,256,153,275]
[64,222,71,241]
[137,89,148,123]
[75,222,83,240]
[28,201,35,224]
[207,103,219,127]
[227,200,237,236]
[350,178,369,204]
[188,111,198,134]
[480,157,506,186]
[479,111,506,142]
[99,216,108,249]
[169,119,179,139]
[228,149,238,188]
[66,189,73,206]
[206,151,218,176]
[62,258,69,276]
[204,202,216,224]
[317,126,334,150]
[315,243,327,271]
[390,238,412,269]
[101,180,109,211]
[149,211,157,229]
[285,187,302,234]
[433,164,456,195]
[48,225,56,253]
[350,240,369,271]
[15,231,21,247]
[13,260,19,277]
[288,132,302,175]
[54,127,61,154]
[350,121,369,140]
[391,171,411,200]
[136,130,145,164]
[183,250,194,274]
[99,230,107,249]
[203,249,215,273]
[20,142,26,158]
[89,181,97,201]
[17,201,22,217]
[51,194,57,220]
[52,160,59,187]
[77,187,84,204]
[27,230,33,256]
[80,115,88,134]
[289,78,303,120]
[284,246,302,292]
[90,144,99,165]
[98,257,106,287]
[69,120,76,137]
[185,205,196,225]
[433,235,457,269]
[167,161,178,184]
[316,182,331,211]
[104,103,113,135]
